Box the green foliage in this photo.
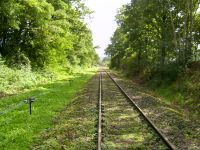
[145,63,200,119]
[106,1,200,118]
[102,57,111,66]
[0,0,98,70]
[106,0,200,81]
[0,63,54,95]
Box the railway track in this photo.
[97,71,176,150]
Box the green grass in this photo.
[155,84,184,103]
[0,68,97,150]
[32,75,99,149]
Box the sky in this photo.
[85,0,131,59]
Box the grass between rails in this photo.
[0,68,97,150]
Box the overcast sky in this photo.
[85,0,131,58]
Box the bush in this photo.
[0,57,55,95]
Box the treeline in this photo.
[106,0,200,81]
[0,0,98,71]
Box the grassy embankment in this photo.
[0,65,97,149]
[148,71,200,118]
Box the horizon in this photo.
[85,0,131,59]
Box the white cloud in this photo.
[85,0,130,58]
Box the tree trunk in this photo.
[160,14,167,78]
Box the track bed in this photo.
[100,72,168,149]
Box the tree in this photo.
[0,0,98,70]
[106,0,200,79]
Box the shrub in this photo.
[0,56,55,95]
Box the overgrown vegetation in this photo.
[148,65,200,117]
[105,0,200,116]
[0,57,55,96]
[0,0,99,96]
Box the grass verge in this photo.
[32,74,99,149]
[0,68,97,150]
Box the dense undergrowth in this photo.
[148,70,200,118]
[0,55,96,97]
[146,63,200,116]
[0,64,54,96]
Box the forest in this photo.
[0,0,98,69]
[0,0,99,94]
[106,0,200,114]
[106,0,200,77]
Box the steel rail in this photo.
[97,72,102,150]
[106,71,176,150]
